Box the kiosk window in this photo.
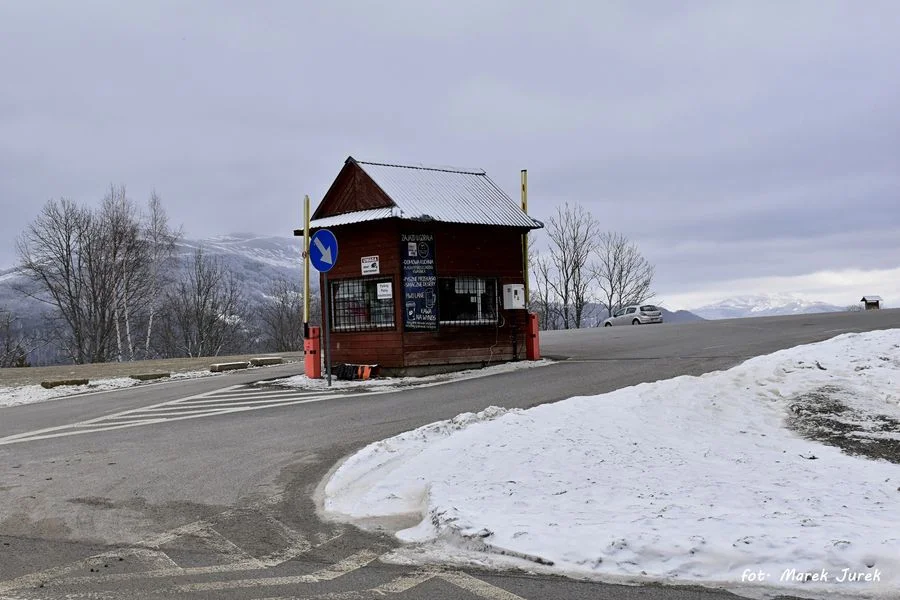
[330,278,395,331]
[438,277,497,325]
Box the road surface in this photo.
[1,309,898,599]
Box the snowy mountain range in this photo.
[690,293,846,320]
[179,233,303,271]
[174,234,305,303]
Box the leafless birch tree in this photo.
[100,185,148,362]
[142,191,181,358]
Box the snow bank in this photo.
[323,330,900,598]
[266,359,554,391]
[0,370,215,408]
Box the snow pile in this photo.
[0,370,215,408]
[323,330,900,598]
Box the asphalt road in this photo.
[1,309,899,600]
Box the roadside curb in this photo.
[129,373,171,381]
[209,361,251,373]
[40,379,89,389]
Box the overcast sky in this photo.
[1,1,898,310]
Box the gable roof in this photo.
[310,157,543,230]
[861,295,882,302]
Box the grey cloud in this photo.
[0,0,898,304]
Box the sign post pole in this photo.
[323,272,331,387]
[521,169,529,307]
[303,195,311,328]
[308,228,338,388]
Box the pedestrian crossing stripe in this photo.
[0,385,357,446]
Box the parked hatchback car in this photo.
[602,304,663,326]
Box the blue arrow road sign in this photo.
[309,229,338,272]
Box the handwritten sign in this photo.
[401,233,437,330]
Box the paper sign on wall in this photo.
[376,281,392,300]
[361,255,380,275]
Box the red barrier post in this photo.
[304,326,322,378]
[526,313,540,360]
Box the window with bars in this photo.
[438,277,498,325]
[330,278,395,331]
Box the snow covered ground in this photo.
[322,330,900,599]
[0,369,216,408]
[265,359,554,392]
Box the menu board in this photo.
[401,233,437,330]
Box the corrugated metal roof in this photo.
[353,160,543,229]
[309,207,397,229]
[861,295,883,301]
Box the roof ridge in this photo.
[355,158,486,176]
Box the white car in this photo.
[602,304,663,326]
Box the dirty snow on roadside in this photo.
[323,330,900,599]
[0,369,216,409]
[265,358,554,391]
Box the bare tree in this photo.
[142,191,181,358]
[529,249,560,330]
[545,203,600,328]
[16,198,122,363]
[592,231,655,318]
[257,278,319,352]
[0,308,43,368]
[157,248,246,358]
[16,188,186,364]
[99,185,150,362]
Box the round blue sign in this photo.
[309,229,338,272]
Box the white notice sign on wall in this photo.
[361,255,380,275]
[377,281,392,300]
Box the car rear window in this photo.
[640,305,659,311]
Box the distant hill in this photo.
[176,234,306,303]
[578,303,704,326]
[661,307,705,323]
[691,293,845,320]
[0,233,308,325]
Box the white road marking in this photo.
[252,571,438,600]
[2,361,555,446]
[374,570,437,593]
[251,570,521,600]
[0,386,360,446]
[439,571,529,600]
[184,523,260,563]
[176,392,326,404]
[173,549,380,592]
[0,494,293,591]
[255,514,313,567]
[0,547,177,594]
[48,559,265,586]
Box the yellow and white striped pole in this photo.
[303,194,311,325]
[521,169,529,307]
